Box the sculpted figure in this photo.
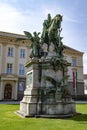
[24,31,42,58]
[41,14,63,56]
[41,14,52,50]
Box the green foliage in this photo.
[0,104,87,130]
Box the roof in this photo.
[0,31,27,39]
[0,31,84,54]
[64,45,84,54]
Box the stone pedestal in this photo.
[17,58,76,118]
[17,59,41,117]
[42,101,76,115]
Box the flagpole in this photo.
[72,71,77,98]
[75,71,78,97]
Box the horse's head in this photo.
[56,14,62,21]
[54,14,63,28]
[48,14,63,43]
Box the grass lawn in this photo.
[0,104,87,130]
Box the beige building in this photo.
[84,74,87,94]
[0,31,30,100]
[64,46,84,99]
[0,31,84,100]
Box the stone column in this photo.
[14,81,18,100]
[0,80,3,100]
[14,45,19,75]
[1,44,6,74]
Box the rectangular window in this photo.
[20,49,25,58]
[8,47,13,57]
[7,64,12,74]
[19,64,25,75]
[18,82,25,91]
[72,58,76,67]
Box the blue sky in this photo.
[0,0,87,73]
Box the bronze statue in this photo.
[41,14,63,56]
[41,13,52,49]
[24,31,42,58]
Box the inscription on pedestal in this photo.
[26,72,33,88]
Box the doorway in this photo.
[4,84,12,100]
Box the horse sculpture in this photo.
[41,14,63,52]
[48,14,62,42]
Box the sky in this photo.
[0,0,87,73]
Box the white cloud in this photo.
[0,2,43,34]
[42,5,63,18]
[0,3,22,33]
[64,15,81,23]
[0,1,87,74]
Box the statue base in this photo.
[17,100,76,118]
[17,59,76,118]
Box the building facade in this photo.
[64,46,84,99]
[0,31,84,100]
[84,74,87,94]
[0,31,30,100]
